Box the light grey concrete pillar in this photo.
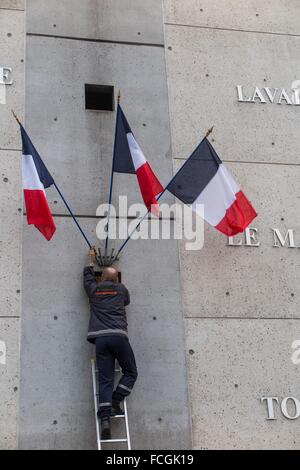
[163,0,300,450]
[0,0,25,450]
[19,0,191,450]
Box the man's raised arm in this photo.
[83,248,98,297]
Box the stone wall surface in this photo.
[18,0,191,450]
[2,0,300,450]
[0,0,24,450]
[164,0,300,449]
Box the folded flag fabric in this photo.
[113,105,163,214]
[20,125,56,241]
[167,138,257,236]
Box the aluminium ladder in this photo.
[91,359,131,450]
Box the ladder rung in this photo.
[95,370,121,374]
[99,439,128,443]
[93,413,125,419]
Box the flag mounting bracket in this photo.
[95,247,119,267]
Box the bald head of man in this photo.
[101,266,119,283]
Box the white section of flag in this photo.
[126,132,147,170]
[191,164,240,226]
[22,154,45,191]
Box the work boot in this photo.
[111,400,124,417]
[101,417,111,441]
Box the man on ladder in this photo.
[84,249,138,441]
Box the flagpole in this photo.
[12,110,21,125]
[12,110,93,250]
[104,91,121,258]
[52,182,92,249]
[114,126,214,259]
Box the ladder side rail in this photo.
[124,398,131,450]
[91,359,101,450]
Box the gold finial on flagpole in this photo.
[117,90,121,105]
[205,126,214,138]
[11,110,21,125]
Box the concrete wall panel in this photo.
[27,0,164,44]
[0,318,20,450]
[0,150,22,317]
[164,25,300,165]
[0,1,24,10]
[25,36,173,217]
[0,9,25,149]
[21,1,192,450]
[19,217,191,449]
[164,3,300,449]
[185,318,300,449]
[0,4,24,449]
[164,0,300,36]
[175,160,300,319]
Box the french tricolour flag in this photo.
[20,125,56,241]
[113,105,163,214]
[167,138,257,236]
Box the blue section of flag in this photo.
[166,138,221,204]
[20,125,55,189]
[113,105,135,174]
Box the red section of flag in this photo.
[24,189,56,241]
[136,162,164,213]
[215,190,257,236]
